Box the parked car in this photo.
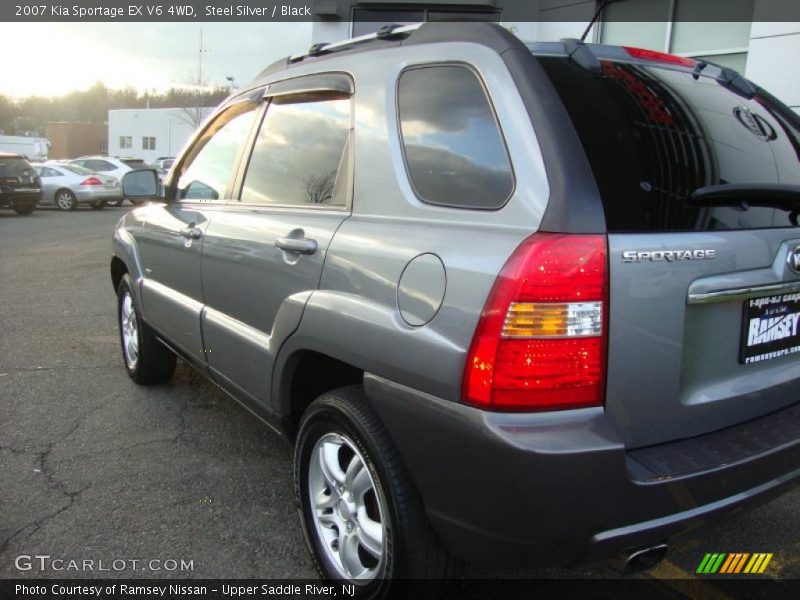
[32,163,121,210]
[111,23,800,594]
[0,152,41,215]
[151,157,175,196]
[67,156,144,206]
[151,157,175,175]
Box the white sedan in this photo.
[32,163,122,210]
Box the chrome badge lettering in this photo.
[622,249,716,263]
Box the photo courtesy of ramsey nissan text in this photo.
[2,1,800,599]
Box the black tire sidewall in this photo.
[13,202,35,215]
[116,276,140,379]
[295,399,395,598]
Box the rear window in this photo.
[538,57,800,232]
[59,164,94,176]
[122,159,145,168]
[0,157,34,180]
[397,65,514,209]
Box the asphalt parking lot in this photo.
[1,207,799,591]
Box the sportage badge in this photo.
[622,249,716,263]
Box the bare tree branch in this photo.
[304,170,337,204]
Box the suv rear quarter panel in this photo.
[274,42,552,408]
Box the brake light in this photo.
[81,176,103,186]
[462,233,608,412]
[623,46,696,68]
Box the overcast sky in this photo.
[0,22,313,97]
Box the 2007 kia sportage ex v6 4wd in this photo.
[111,22,800,595]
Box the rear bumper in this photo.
[364,374,800,567]
[75,188,122,203]
[0,190,41,207]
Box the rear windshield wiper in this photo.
[690,183,800,225]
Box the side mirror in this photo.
[122,169,161,200]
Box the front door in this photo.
[136,98,261,361]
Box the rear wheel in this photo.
[117,274,176,385]
[13,201,36,215]
[107,198,123,207]
[55,189,77,211]
[295,387,456,598]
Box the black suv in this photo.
[0,153,41,215]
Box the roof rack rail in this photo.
[307,42,328,57]
[376,23,411,40]
[288,23,422,65]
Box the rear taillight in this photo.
[462,233,608,412]
[81,176,103,186]
[623,46,696,68]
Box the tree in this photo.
[304,170,337,204]
[172,75,228,129]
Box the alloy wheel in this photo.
[56,191,75,210]
[120,292,139,369]
[308,433,387,580]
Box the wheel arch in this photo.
[55,187,75,203]
[276,348,365,442]
[110,255,128,293]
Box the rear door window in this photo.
[397,65,514,209]
[86,159,115,172]
[240,92,351,207]
[538,57,800,232]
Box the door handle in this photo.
[179,227,203,240]
[276,236,317,255]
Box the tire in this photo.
[295,387,456,598]
[117,274,176,385]
[107,198,123,207]
[55,189,77,211]
[90,200,106,210]
[13,201,35,215]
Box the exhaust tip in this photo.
[611,543,668,574]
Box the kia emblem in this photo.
[788,246,800,275]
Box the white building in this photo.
[107,107,214,163]
[311,0,800,113]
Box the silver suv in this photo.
[112,23,800,592]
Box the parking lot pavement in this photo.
[1,208,798,588]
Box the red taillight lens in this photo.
[81,176,103,186]
[462,233,608,412]
[623,46,696,68]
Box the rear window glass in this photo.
[59,164,94,176]
[397,65,514,209]
[538,57,800,232]
[0,157,34,179]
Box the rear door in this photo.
[199,75,353,405]
[540,56,800,447]
[135,98,260,359]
